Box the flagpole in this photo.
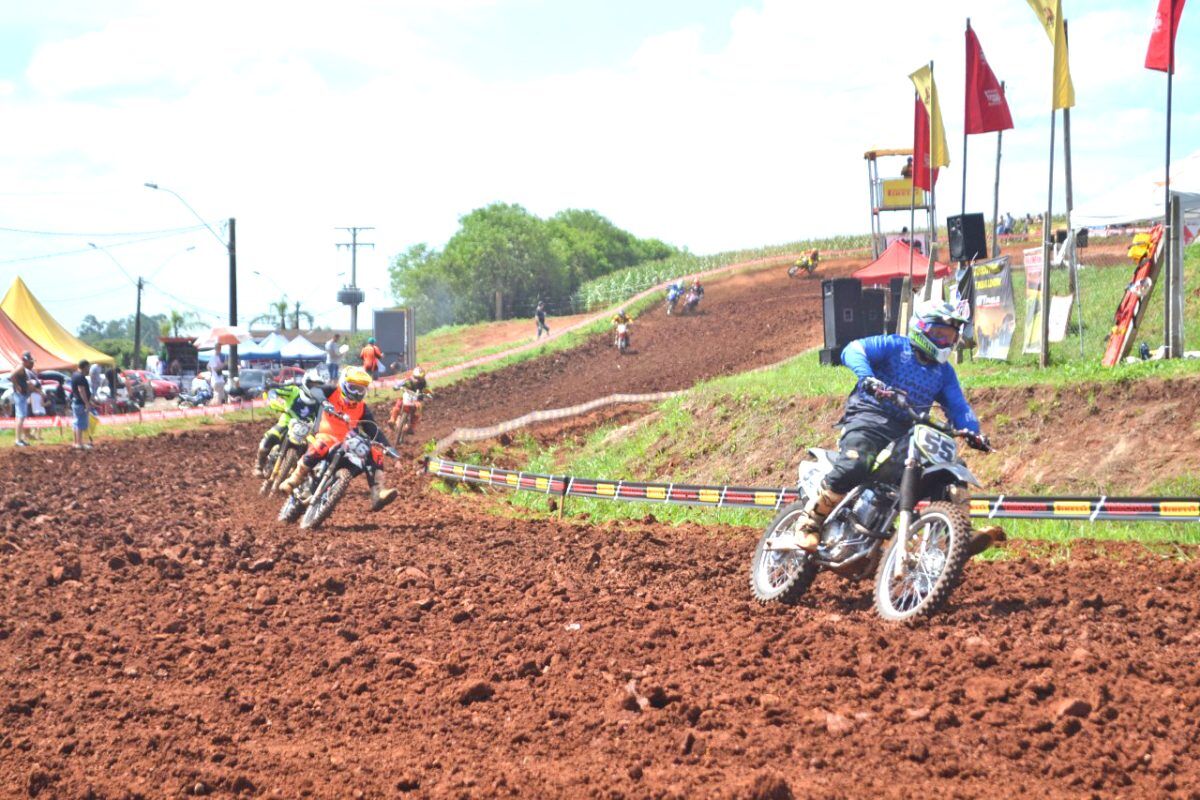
[908,91,918,316]
[991,81,1005,258]
[962,19,971,218]
[1163,0,1177,358]
[1041,109,1056,368]
[925,60,938,301]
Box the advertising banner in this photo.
[880,178,927,210]
[1048,294,1074,343]
[1022,247,1045,354]
[972,256,1017,360]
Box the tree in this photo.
[167,309,201,337]
[251,297,290,329]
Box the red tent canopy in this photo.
[854,240,953,286]
[0,308,72,373]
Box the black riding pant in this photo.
[823,426,906,495]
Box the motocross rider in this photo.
[785,300,987,551]
[278,366,398,511]
[388,366,430,434]
[797,249,820,273]
[253,368,325,477]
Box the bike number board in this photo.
[914,425,957,464]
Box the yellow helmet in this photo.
[339,366,372,403]
[412,365,426,379]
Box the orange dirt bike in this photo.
[748,384,994,622]
[391,388,431,445]
[278,409,399,531]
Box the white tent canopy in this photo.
[278,334,325,361]
[1074,149,1200,229]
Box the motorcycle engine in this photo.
[822,488,883,564]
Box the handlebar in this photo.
[863,380,993,452]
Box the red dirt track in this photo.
[4,260,1200,798]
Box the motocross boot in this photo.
[279,463,310,494]
[772,487,844,552]
[370,483,398,511]
[253,443,271,477]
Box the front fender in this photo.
[920,462,980,491]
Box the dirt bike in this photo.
[278,411,398,530]
[788,257,818,278]
[666,288,683,315]
[682,290,702,314]
[614,323,631,354]
[748,385,993,622]
[177,386,213,407]
[391,388,431,445]
[259,416,315,496]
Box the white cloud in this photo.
[1,0,1196,333]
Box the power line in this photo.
[0,222,209,238]
[0,228,208,265]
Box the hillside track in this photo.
[3,426,1199,798]
[411,258,867,441]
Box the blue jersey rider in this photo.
[788,300,987,551]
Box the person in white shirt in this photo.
[325,333,342,380]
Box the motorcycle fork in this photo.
[308,452,342,505]
[892,444,921,579]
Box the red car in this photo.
[271,366,306,385]
[122,370,180,400]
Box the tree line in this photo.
[388,203,675,333]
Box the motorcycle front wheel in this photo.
[258,444,281,496]
[749,501,819,605]
[873,501,971,623]
[300,469,352,531]
[787,264,801,278]
[267,446,300,496]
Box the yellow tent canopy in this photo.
[1,277,115,367]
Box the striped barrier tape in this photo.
[425,457,1200,523]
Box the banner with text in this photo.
[1022,247,1045,354]
[972,256,1017,360]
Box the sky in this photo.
[0,0,1196,334]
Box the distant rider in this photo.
[611,308,630,327]
[388,366,430,435]
[253,369,324,477]
[783,300,986,551]
[360,337,384,378]
[279,366,398,511]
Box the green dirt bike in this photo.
[257,386,321,496]
[748,385,994,623]
[260,416,316,496]
[278,410,399,531]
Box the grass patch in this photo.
[416,321,533,371]
[0,407,261,449]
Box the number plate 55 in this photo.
[914,425,958,464]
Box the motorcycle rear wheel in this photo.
[394,411,412,445]
[873,501,970,623]
[300,469,352,531]
[749,501,819,604]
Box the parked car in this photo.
[122,369,180,400]
[233,368,269,398]
[269,366,306,386]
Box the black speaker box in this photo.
[860,288,886,337]
[886,276,905,334]
[947,213,987,262]
[822,278,862,351]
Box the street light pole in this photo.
[144,183,239,380]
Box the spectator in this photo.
[901,157,913,179]
[25,374,46,440]
[209,346,225,375]
[211,363,227,404]
[10,351,42,447]
[69,359,94,451]
[360,337,383,378]
[168,357,182,376]
[88,361,104,397]
[325,333,342,381]
[535,301,550,339]
[146,352,161,375]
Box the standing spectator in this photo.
[360,337,383,378]
[901,157,913,179]
[88,361,104,398]
[535,301,550,339]
[211,363,227,404]
[69,360,94,451]
[168,357,181,376]
[146,352,161,375]
[26,374,46,440]
[10,351,42,447]
[325,333,342,381]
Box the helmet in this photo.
[302,368,323,388]
[810,249,819,259]
[909,300,969,364]
[367,337,376,345]
[412,366,426,379]
[338,366,372,404]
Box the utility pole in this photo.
[133,277,144,369]
[228,217,239,380]
[336,226,374,334]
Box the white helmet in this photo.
[302,368,323,388]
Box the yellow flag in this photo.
[908,64,949,170]
[1026,0,1075,109]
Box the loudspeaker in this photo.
[1075,228,1089,249]
[822,278,862,352]
[947,213,987,262]
[886,277,905,334]
[861,288,886,337]
[372,308,416,374]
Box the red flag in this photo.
[965,26,1014,134]
[912,96,939,191]
[1146,0,1186,72]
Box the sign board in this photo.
[972,257,1017,360]
[1022,252,1045,354]
[880,178,927,210]
[373,308,416,375]
[1048,294,1074,343]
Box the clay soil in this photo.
[5,251,1200,798]
[4,427,1200,799]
